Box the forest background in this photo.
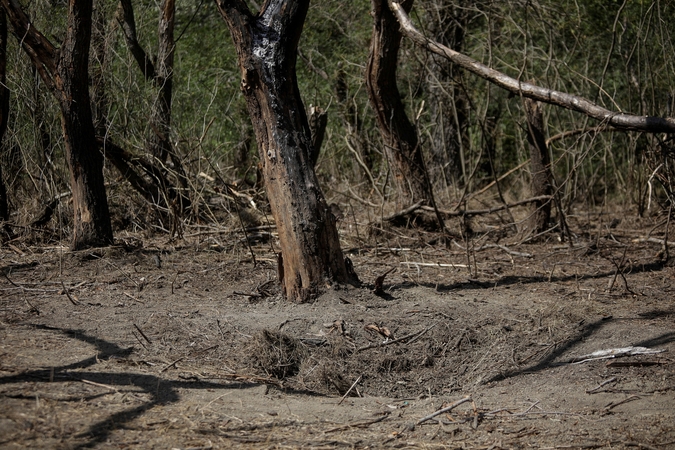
[0,0,673,264]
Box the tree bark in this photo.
[366,0,434,205]
[216,0,356,302]
[0,8,8,221]
[3,0,113,249]
[524,99,552,234]
[388,0,675,134]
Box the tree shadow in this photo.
[485,318,675,384]
[416,258,667,292]
[0,324,309,449]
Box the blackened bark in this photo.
[366,0,434,205]
[0,8,9,221]
[217,0,355,302]
[3,0,113,249]
[524,99,552,234]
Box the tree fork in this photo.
[217,0,357,302]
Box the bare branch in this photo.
[388,0,675,134]
[117,0,156,81]
[1,0,58,89]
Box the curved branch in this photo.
[388,0,675,134]
[117,0,155,81]
[1,0,57,88]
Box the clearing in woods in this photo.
[0,209,674,449]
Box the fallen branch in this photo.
[421,195,553,218]
[632,237,675,247]
[160,357,184,373]
[382,201,425,222]
[61,280,79,306]
[356,324,435,352]
[452,241,533,258]
[586,377,617,394]
[324,413,389,433]
[133,323,152,345]
[417,396,472,425]
[401,261,470,268]
[605,395,641,411]
[338,375,362,405]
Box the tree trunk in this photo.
[524,98,552,234]
[91,3,109,136]
[3,0,113,249]
[366,0,434,205]
[58,0,113,249]
[119,0,189,212]
[0,8,9,221]
[216,0,356,302]
[148,0,174,163]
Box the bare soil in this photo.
[1,211,674,449]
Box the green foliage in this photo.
[2,0,673,227]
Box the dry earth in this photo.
[1,211,674,449]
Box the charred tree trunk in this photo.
[0,8,8,221]
[216,0,356,302]
[3,0,113,249]
[366,0,434,206]
[524,98,552,234]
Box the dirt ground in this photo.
[1,209,674,449]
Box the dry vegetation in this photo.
[1,202,674,448]
[1,0,675,448]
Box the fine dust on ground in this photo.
[1,211,674,449]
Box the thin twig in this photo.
[338,375,362,405]
[324,414,389,433]
[133,323,152,344]
[161,357,184,373]
[356,324,435,352]
[345,137,383,199]
[417,396,472,425]
[61,281,79,305]
[123,291,145,304]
